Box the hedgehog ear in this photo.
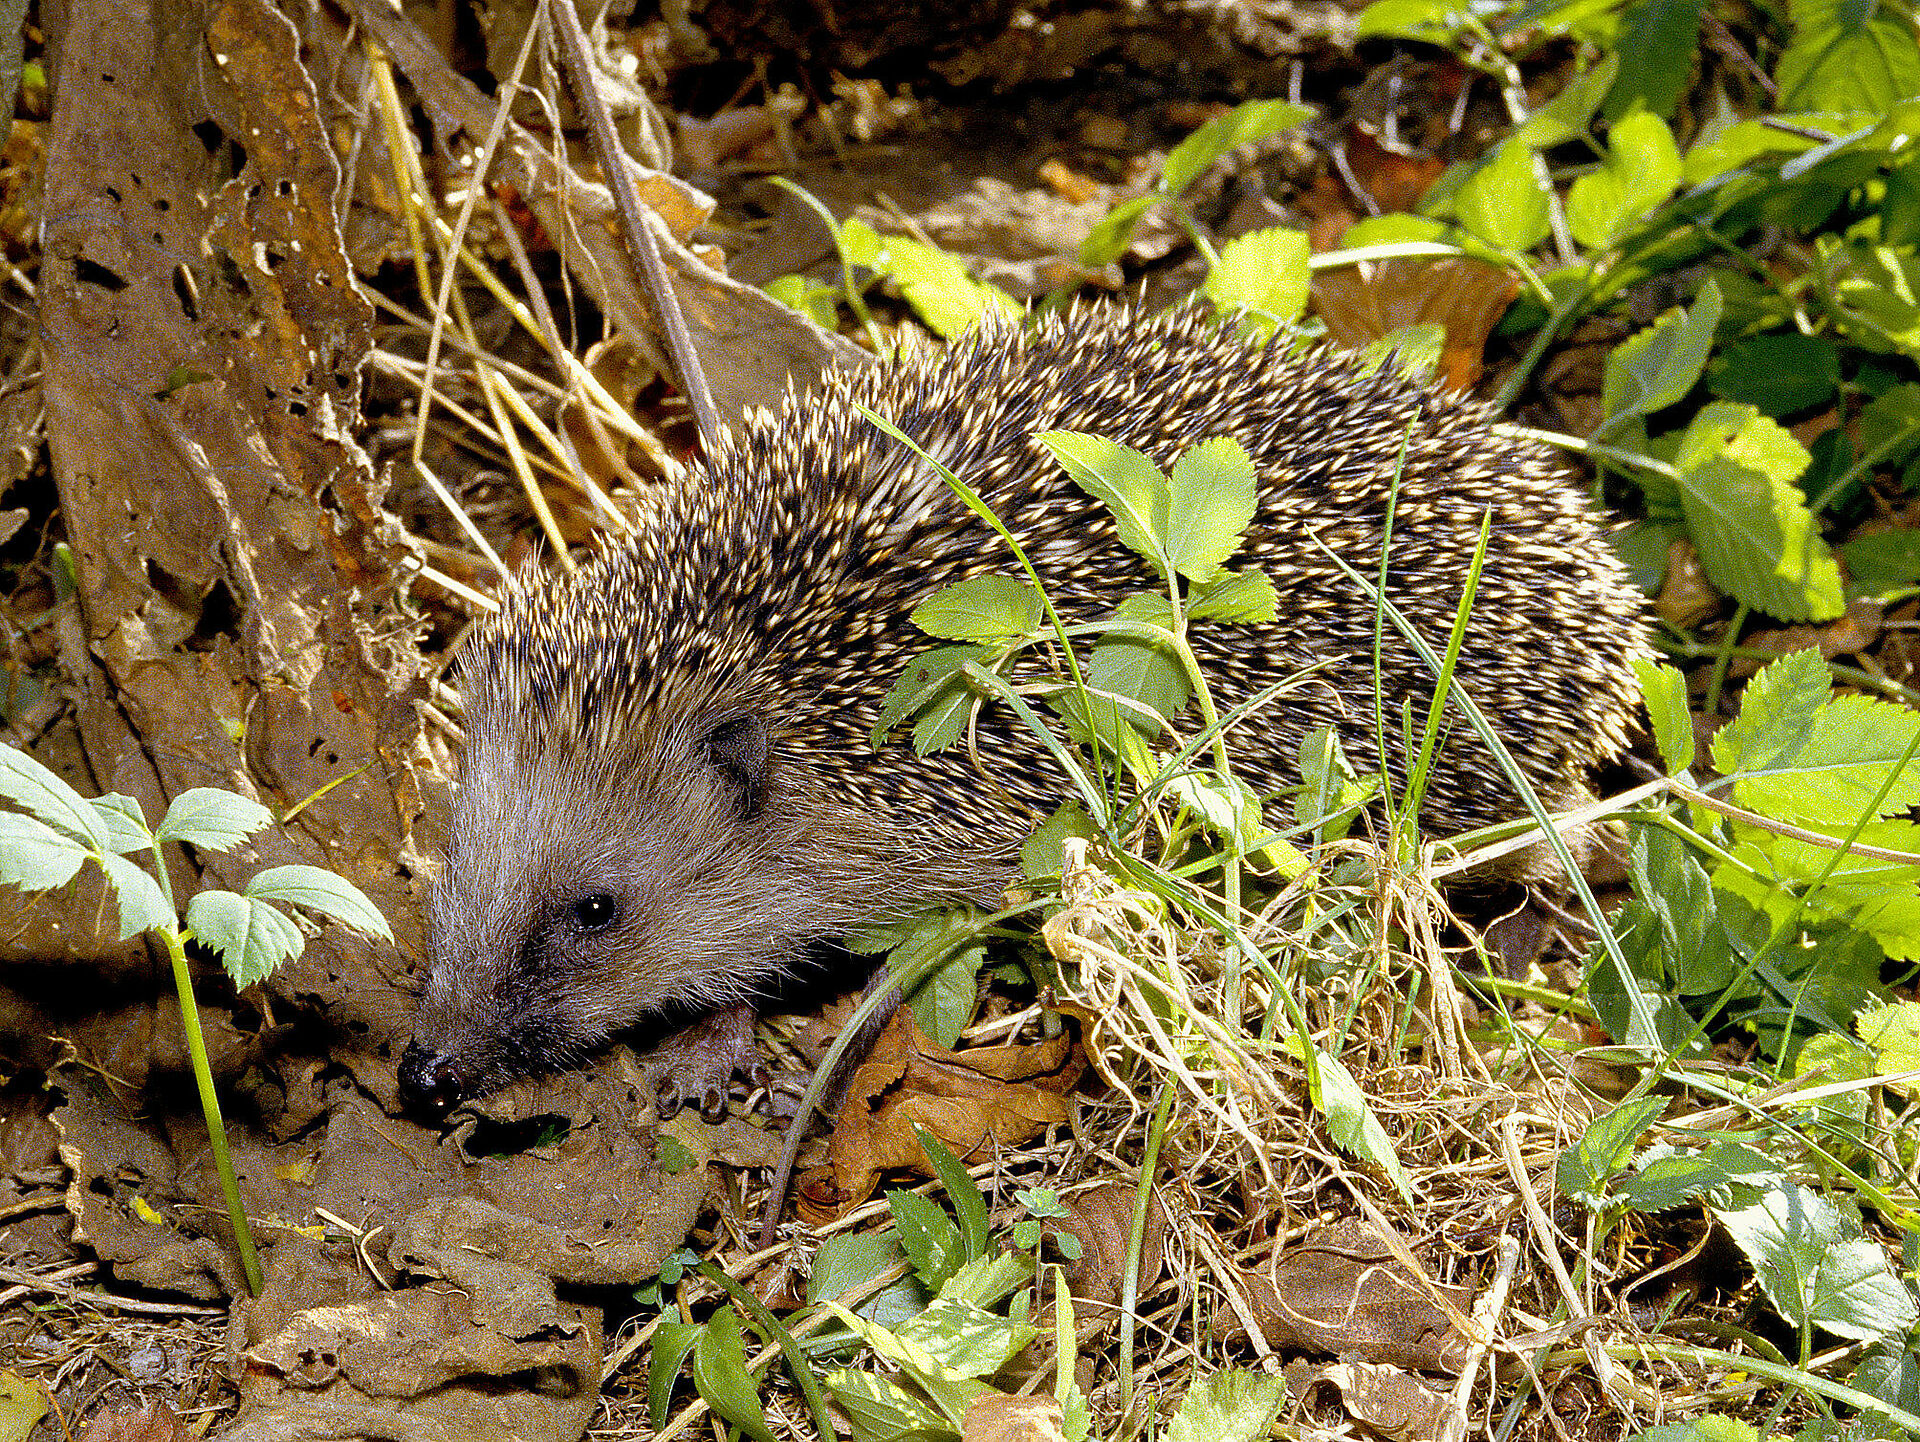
[699,712,769,820]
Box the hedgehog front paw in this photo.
[641,1004,770,1122]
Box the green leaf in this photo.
[1712,649,1920,826]
[1619,1140,1784,1214]
[1776,0,1920,113]
[1566,111,1682,250]
[911,669,983,757]
[940,1250,1033,1310]
[185,890,305,987]
[1719,1179,1918,1341]
[871,235,1020,340]
[1161,99,1311,198]
[1087,601,1190,731]
[1554,1095,1670,1207]
[1188,568,1277,623]
[1298,1041,1413,1203]
[1164,1369,1288,1442]
[99,853,172,939]
[899,936,985,1050]
[1601,281,1722,429]
[1354,0,1470,44]
[895,1297,1038,1379]
[1604,0,1705,120]
[1843,529,1920,596]
[1630,825,1744,996]
[690,1309,777,1442]
[889,1188,966,1290]
[1673,402,1843,622]
[808,1232,927,1329]
[1859,384,1920,468]
[1818,241,1920,357]
[1078,194,1158,268]
[0,811,91,892]
[909,575,1041,644]
[155,787,275,852]
[1020,803,1100,882]
[1514,54,1620,148]
[1455,138,1550,254]
[872,644,991,749]
[1165,437,1257,584]
[0,745,109,849]
[1634,659,1694,776]
[1711,648,1832,780]
[91,794,153,855]
[1199,227,1310,334]
[1037,431,1169,576]
[646,1321,702,1434]
[1708,333,1843,416]
[245,864,392,941]
[916,1127,989,1263]
[763,273,839,330]
[820,1365,951,1442]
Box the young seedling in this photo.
[0,745,391,1295]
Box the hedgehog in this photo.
[398,303,1652,1115]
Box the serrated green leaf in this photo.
[1567,111,1681,250]
[940,1250,1033,1309]
[1634,659,1694,776]
[895,1297,1037,1379]
[1037,431,1169,576]
[809,1232,927,1329]
[901,937,985,1050]
[1674,402,1843,622]
[1514,53,1620,148]
[1776,0,1920,113]
[909,575,1041,644]
[1737,691,1920,826]
[820,1365,951,1442]
[911,673,981,757]
[1555,1095,1670,1205]
[185,890,305,987]
[1199,227,1309,335]
[1630,825,1743,996]
[1164,1369,1288,1442]
[1161,99,1311,198]
[1620,1140,1783,1214]
[1601,281,1722,429]
[98,853,172,939]
[244,864,392,941]
[0,745,108,849]
[872,645,992,748]
[1164,437,1257,584]
[1188,568,1277,623]
[1296,1041,1412,1203]
[1716,824,1920,960]
[1711,648,1832,779]
[646,1321,702,1434]
[889,1188,965,1289]
[0,810,90,892]
[1455,138,1550,254]
[91,794,153,854]
[155,787,274,852]
[1604,0,1705,120]
[823,1303,993,1426]
[690,1309,777,1442]
[1719,1180,1918,1341]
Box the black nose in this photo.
[397,1040,465,1117]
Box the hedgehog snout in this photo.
[397,1039,467,1117]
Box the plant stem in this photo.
[162,928,262,1296]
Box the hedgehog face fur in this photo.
[401,304,1652,1111]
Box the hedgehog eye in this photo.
[568,893,620,933]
